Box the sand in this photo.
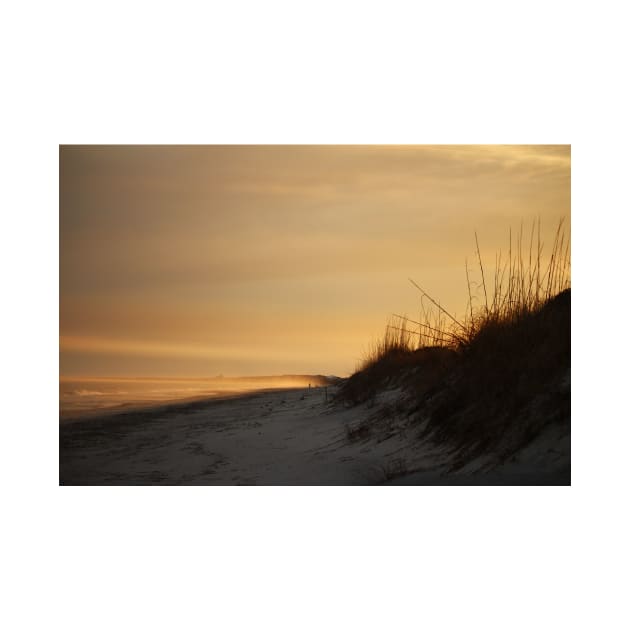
[59,385,569,485]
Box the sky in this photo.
[60,145,570,377]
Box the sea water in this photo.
[59,375,327,421]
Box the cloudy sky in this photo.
[60,145,570,377]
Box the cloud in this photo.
[60,145,570,376]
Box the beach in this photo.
[60,385,411,485]
[59,383,569,485]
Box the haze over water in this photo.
[60,375,328,421]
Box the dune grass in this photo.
[339,219,571,465]
[360,217,570,365]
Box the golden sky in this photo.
[60,145,570,377]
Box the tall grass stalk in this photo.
[363,219,570,368]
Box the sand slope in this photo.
[60,384,569,485]
[60,386,426,485]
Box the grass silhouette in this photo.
[339,219,571,469]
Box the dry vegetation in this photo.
[372,217,570,357]
[338,219,571,468]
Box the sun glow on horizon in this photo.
[60,145,570,378]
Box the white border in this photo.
[3,1,629,629]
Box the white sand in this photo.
[60,385,445,485]
[60,384,569,485]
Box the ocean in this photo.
[59,375,329,421]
